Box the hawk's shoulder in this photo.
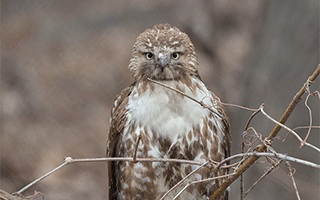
[107,82,135,157]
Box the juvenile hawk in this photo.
[107,24,231,200]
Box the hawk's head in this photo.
[128,24,199,81]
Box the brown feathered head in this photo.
[128,24,199,81]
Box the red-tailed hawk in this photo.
[107,24,231,200]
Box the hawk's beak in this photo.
[158,53,168,72]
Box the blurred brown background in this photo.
[1,1,319,199]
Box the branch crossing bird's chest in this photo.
[126,80,211,143]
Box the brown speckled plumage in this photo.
[107,24,231,200]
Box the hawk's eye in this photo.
[145,52,153,60]
[172,52,180,60]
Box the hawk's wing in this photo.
[106,83,134,199]
[211,92,231,158]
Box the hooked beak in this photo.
[158,53,168,72]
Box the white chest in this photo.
[126,80,212,141]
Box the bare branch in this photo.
[246,127,276,154]
[16,160,70,194]
[285,162,301,200]
[280,126,320,142]
[260,106,320,152]
[313,90,320,99]
[160,161,211,200]
[244,159,283,197]
[133,135,142,162]
[67,156,204,165]
[173,173,236,200]
[221,102,257,111]
[244,104,263,131]
[5,190,44,200]
[147,78,220,117]
[240,174,244,200]
[302,82,315,145]
[259,106,302,143]
[217,152,320,169]
[240,135,246,200]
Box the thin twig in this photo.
[67,156,204,165]
[160,161,211,200]
[314,91,320,99]
[133,135,142,162]
[260,106,320,152]
[285,161,301,200]
[234,147,253,172]
[244,104,263,131]
[16,160,71,194]
[260,105,303,143]
[221,161,242,170]
[304,143,320,152]
[302,84,313,145]
[10,191,44,200]
[246,127,276,154]
[147,78,198,102]
[244,159,283,197]
[192,172,237,186]
[215,152,320,169]
[280,126,320,142]
[240,134,246,200]
[147,78,221,117]
[148,78,261,116]
[173,173,236,200]
[221,102,257,111]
